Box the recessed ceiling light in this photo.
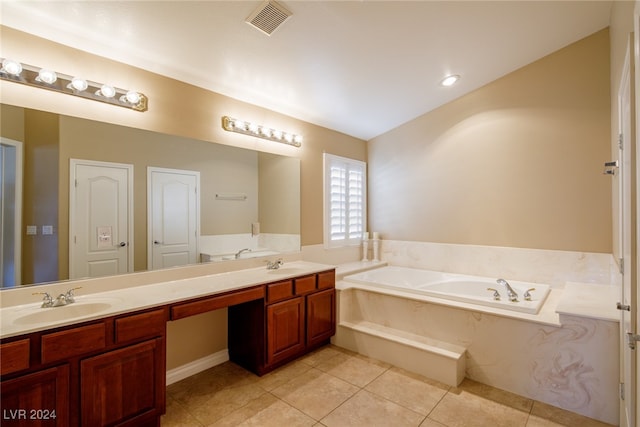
[440,74,460,87]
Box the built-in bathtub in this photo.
[343,265,550,314]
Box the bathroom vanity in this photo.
[0,262,335,427]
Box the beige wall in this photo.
[0,26,366,369]
[368,29,612,253]
[0,26,368,249]
[23,110,60,284]
[259,152,301,234]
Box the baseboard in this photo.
[166,349,229,385]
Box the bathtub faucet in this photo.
[497,278,518,302]
[235,248,252,259]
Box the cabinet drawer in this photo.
[266,280,293,304]
[0,339,30,375]
[41,323,106,364]
[294,275,316,295]
[116,309,166,344]
[317,270,336,290]
[171,286,264,320]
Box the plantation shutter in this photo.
[324,154,366,248]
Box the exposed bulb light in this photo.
[0,57,148,112]
[121,90,141,104]
[98,84,116,98]
[440,74,460,87]
[1,59,22,76]
[69,77,88,91]
[222,116,302,147]
[37,69,57,84]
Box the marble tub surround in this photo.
[556,282,619,321]
[302,243,363,266]
[333,287,619,425]
[335,260,388,280]
[336,278,564,327]
[379,240,616,287]
[0,260,333,339]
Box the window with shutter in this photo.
[323,154,367,248]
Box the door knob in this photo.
[119,242,127,247]
[154,240,162,245]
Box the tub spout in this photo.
[497,278,518,302]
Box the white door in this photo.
[148,167,199,270]
[0,138,23,287]
[618,37,637,427]
[70,159,133,279]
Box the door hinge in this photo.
[626,332,640,350]
[618,133,624,150]
[619,258,624,275]
[620,383,625,400]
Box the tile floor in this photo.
[162,345,614,427]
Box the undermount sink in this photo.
[13,301,114,325]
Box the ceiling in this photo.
[0,1,613,140]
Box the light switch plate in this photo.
[26,225,37,235]
[42,225,54,235]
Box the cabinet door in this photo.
[307,289,336,348]
[81,338,165,426]
[266,297,305,366]
[0,365,69,426]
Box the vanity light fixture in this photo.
[440,74,460,87]
[222,116,302,147]
[0,58,148,112]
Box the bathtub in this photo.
[343,266,550,314]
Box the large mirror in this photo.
[0,104,301,289]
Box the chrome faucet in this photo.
[235,248,252,259]
[33,287,82,308]
[267,259,284,270]
[524,288,536,301]
[33,292,54,308]
[497,278,518,302]
[486,288,501,301]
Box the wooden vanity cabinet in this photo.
[0,364,70,426]
[0,307,168,427]
[266,296,306,365]
[229,269,336,375]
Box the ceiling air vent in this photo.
[246,0,292,36]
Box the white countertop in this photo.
[0,261,335,339]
